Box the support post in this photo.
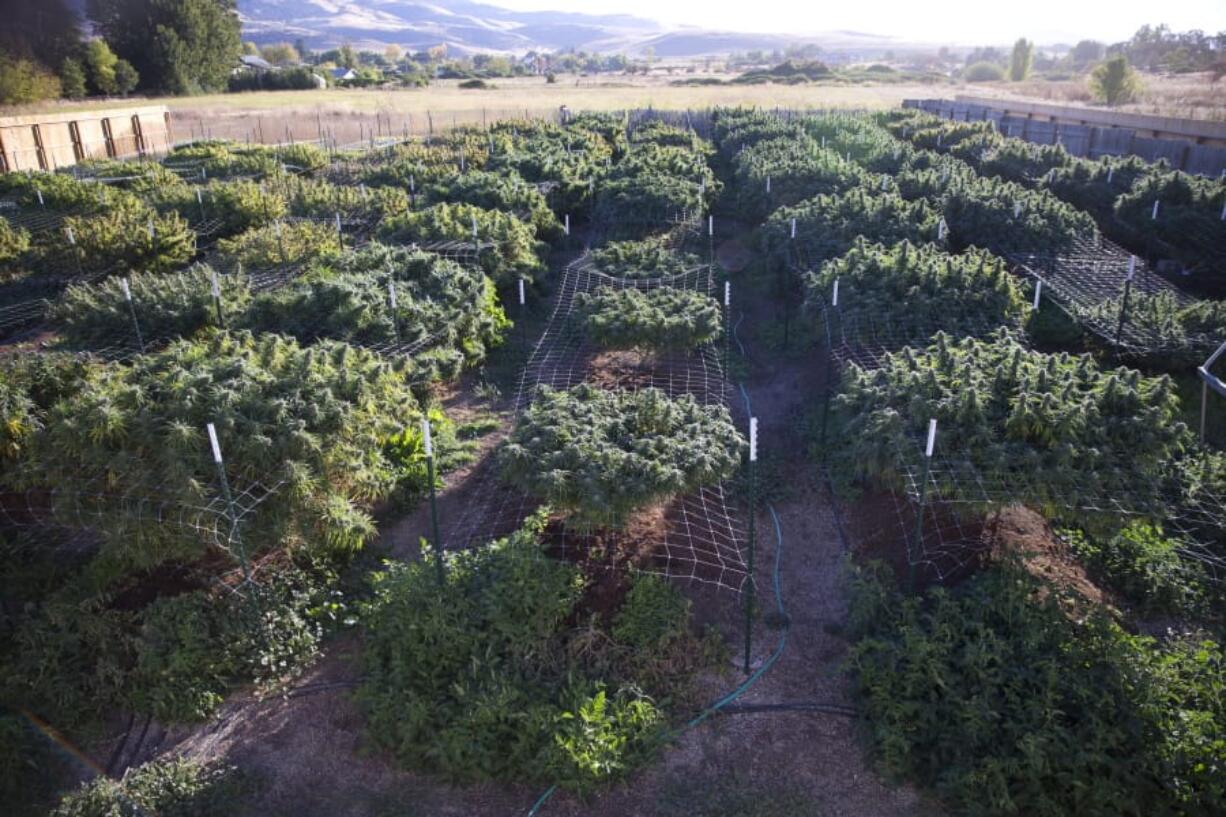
[744,417,758,675]
[724,280,731,379]
[1116,257,1135,348]
[121,278,146,353]
[207,423,260,615]
[210,269,224,327]
[910,419,937,593]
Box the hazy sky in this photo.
[493,0,1225,45]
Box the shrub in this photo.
[0,219,31,279]
[52,266,251,348]
[377,202,544,285]
[501,385,744,528]
[589,236,703,279]
[359,513,666,791]
[276,176,409,221]
[51,759,248,817]
[803,241,1025,345]
[1081,291,1226,369]
[964,61,1005,82]
[733,137,869,221]
[848,562,1226,816]
[593,174,704,234]
[153,179,287,236]
[1114,170,1226,290]
[1042,155,1156,222]
[425,169,562,239]
[216,219,342,269]
[16,332,423,568]
[576,286,722,352]
[762,189,942,265]
[612,573,692,651]
[52,198,195,276]
[942,175,1099,256]
[829,331,1187,517]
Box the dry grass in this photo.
[961,71,1226,122]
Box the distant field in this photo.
[6,75,957,144]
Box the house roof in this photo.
[239,55,275,71]
[330,67,358,79]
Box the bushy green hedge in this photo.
[359,512,705,792]
[1115,170,1226,290]
[849,561,1226,817]
[425,169,562,239]
[762,189,942,265]
[501,386,744,528]
[51,198,196,276]
[51,758,249,817]
[589,236,703,279]
[576,286,722,352]
[216,219,342,269]
[152,179,288,236]
[377,202,545,285]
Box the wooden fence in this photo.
[0,106,173,173]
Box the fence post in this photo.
[910,419,937,593]
[121,278,146,353]
[1116,256,1136,348]
[422,418,445,588]
[210,269,224,327]
[206,423,261,615]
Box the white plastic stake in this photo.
[121,278,132,301]
[207,423,223,464]
[147,219,155,239]
[1220,198,1225,221]
[421,417,433,457]
[881,176,890,192]
[410,175,415,194]
[749,417,758,463]
[36,189,44,206]
[65,226,75,245]
[1032,279,1042,310]
[196,188,203,204]
[790,218,796,239]
[564,213,570,236]
[210,269,221,298]
[1107,166,1114,183]
[724,280,730,307]
[335,212,342,232]
[1151,200,1160,220]
[937,217,948,241]
[936,133,942,147]
[708,215,713,236]
[765,175,771,194]
[1013,201,1022,218]
[471,214,478,241]
[1127,255,1137,280]
[925,418,937,458]
[832,278,839,307]
[202,167,207,181]
[387,279,397,309]
[517,278,525,306]
[821,136,826,148]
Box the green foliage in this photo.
[589,236,703,279]
[733,136,870,221]
[216,219,341,269]
[977,140,1073,187]
[277,176,408,221]
[377,202,544,285]
[16,332,422,568]
[53,266,250,347]
[762,188,942,265]
[424,170,561,239]
[964,61,1005,82]
[612,573,692,651]
[1091,55,1143,105]
[576,286,722,352]
[59,57,87,99]
[804,241,1026,344]
[0,170,126,214]
[0,52,62,104]
[53,197,195,276]
[941,174,1099,255]
[1042,155,1156,222]
[829,331,1187,515]
[83,39,119,95]
[359,513,667,792]
[848,562,1226,816]
[154,179,287,236]
[1114,170,1226,287]
[593,174,703,234]
[630,122,712,155]
[0,219,31,279]
[501,385,744,528]
[88,0,242,95]
[51,758,249,817]
[1063,522,1213,617]
[1083,291,1226,369]
[1009,38,1034,81]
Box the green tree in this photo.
[113,58,139,95]
[1009,37,1033,81]
[260,42,299,66]
[0,52,62,104]
[339,42,356,69]
[84,38,119,94]
[964,61,1005,82]
[241,41,259,56]
[86,0,241,95]
[1069,39,1105,67]
[60,57,87,98]
[1090,54,1143,105]
[0,1,83,69]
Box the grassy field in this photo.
[6,75,957,143]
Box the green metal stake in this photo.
[1116,256,1136,348]
[910,418,937,594]
[743,416,758,675]
[819,279,840,456]
[388,276,401,344]
[120,278,146,354]
[210,269,225,328]
[207,423,261,618]
[422,418,444,588]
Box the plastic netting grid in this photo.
[443,223,750,594]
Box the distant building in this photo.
[331,67,358,81]
[238,55,275,73]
